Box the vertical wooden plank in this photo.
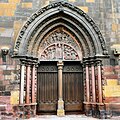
[78,73,80,101]
[45,72,47,102]
[50,73,54,102]
[44,72,45,102]
[39,73,41,102]
[38,73,40,102]
[72,73,74,102]
[63,73,65,102]
[75,73,77,102]
[55,72,57,102]
[37,73,39,103]
[53,73,55,102]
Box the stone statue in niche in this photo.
[64,45,71,60]
[56,43,63,59]
[51,45,56,59]
[56,32,62,41]
[47,48,52,59]
[71,50,77,60]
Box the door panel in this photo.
[37,62,58,113]
[63,62,83,112]
[37,61,84,114]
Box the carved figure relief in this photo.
[40,43,79,60]
[39,29,81,61]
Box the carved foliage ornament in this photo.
[14,1,108,55]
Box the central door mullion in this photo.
[57,61,65,116]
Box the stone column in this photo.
[20,61,25,104]
[31,64,36,103]
[97,60,105,119]
[26,64,31,104]
[97,61,103,103]
[57,61,65,116]
[84,62,91,116]
[118,55,120,65]
[91,62,96,116]
[86,63,90,103]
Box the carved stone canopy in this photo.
[13,1,108,60]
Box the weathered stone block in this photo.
[21,2,32,8]
[68,0,76,2]
[3,70,11,75]
[0,96,10,104]
[6,65,16,70]
[10,91,19,105]
[103,85,120,97]
[0,81,3,85]
[4,9,15,16]
[3,80,10,85]
[8,0,21,3]
[112,23,118,32]
[0,27,5,32]
[104,74,118,79]
[6,85,15,91]
[86,0,94,2]
[13,20,24,41]
[0,3,16,9]
[107,79,118,86]
[0,86,5,91]
[0,9,4,16]
[77,6,88,13]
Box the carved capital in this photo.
[57,61,64,70]
[20,59,26,65]
[96,60,102,66]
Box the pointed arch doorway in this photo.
[13,1,109,118]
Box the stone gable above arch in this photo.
[13,1,108,59]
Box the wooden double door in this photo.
[37,61,84,114]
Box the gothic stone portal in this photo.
[14,1,108,119]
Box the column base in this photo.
[105,103,112,119]
[84,102,92,116]
[57,99,65,116]
[13,103,37,119]
[57,109,65,116]
[98,103,106,119]
[91,104,97,117]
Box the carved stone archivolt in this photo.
[13,1,108,57]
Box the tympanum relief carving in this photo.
[38,30,82,61]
